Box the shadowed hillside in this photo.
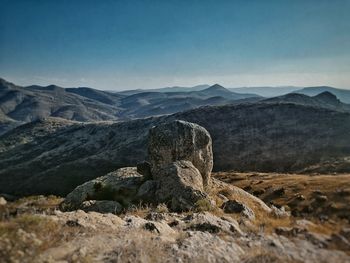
[1,100,350,196]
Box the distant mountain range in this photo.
[113,84,211,95]
[230,85,350,104]
[0,78,260,134]
[229,86,298,97]
[0,78,123,134]
[2,77,350,136]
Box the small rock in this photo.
[270,205,290,218]
[124,215,176,238]
[295,194,306,201]
[0,197,7,206]
[221,200,255,220]
[315,195,328,202]
[145,212,166,222]
[66,220,81,227]
[80,200,122,214]
[184,212,243,236]
[144,222,160,233]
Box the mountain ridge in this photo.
[0,79,261,134]
[1,100,350,196]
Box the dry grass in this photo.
[0,195,82,262]
[103,229,174,263]
[0,213,81,262]
[214,172,350,234]
[241,248,303,263]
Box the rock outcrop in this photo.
[148,120,213,186]
[155,160,208,211]
[221,200,255,220]
[61,167,144,210]
[62,120,213,212]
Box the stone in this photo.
[50,210,125,230]
[123,215,176,239]
[221,200,255,220]
[270,205,291,218]
[155,160,208,211]
[80,200,123,214]
[173,231,244,262]
[184,212,243,236]
[148,120,213,186]
[295,194,306,201]
[61,167,144,210]
[0,197,7,206]
[137,161,152,179]
[212,179,272,214]
[136,180,158,203]
[316,195,328,202]
[145,212,167,222]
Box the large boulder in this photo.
[148,120,213,186]
[155,160,208,211]
[61,167,145,210]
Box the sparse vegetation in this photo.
[194,198,214,212]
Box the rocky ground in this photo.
[0,173,350,263]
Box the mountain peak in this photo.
[314,91,340,104]
[201,84,232,94]
[206,84,228,91]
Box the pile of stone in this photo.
[61,120,214,212]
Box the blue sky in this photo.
[0,0,349,90]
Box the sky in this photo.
[0,0,349,90]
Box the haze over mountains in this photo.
[0,78,260,134]
[2,77,350,136]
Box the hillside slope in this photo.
[296,86,350,104]
[0,79,260,134]
[0,78,122,134]
[1,101,350,196]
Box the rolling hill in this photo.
[0,79,260,134]
[295,86,350,104]
[0,78,122,134]
[1,95,350,196]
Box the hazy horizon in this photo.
[1,0,349,90]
